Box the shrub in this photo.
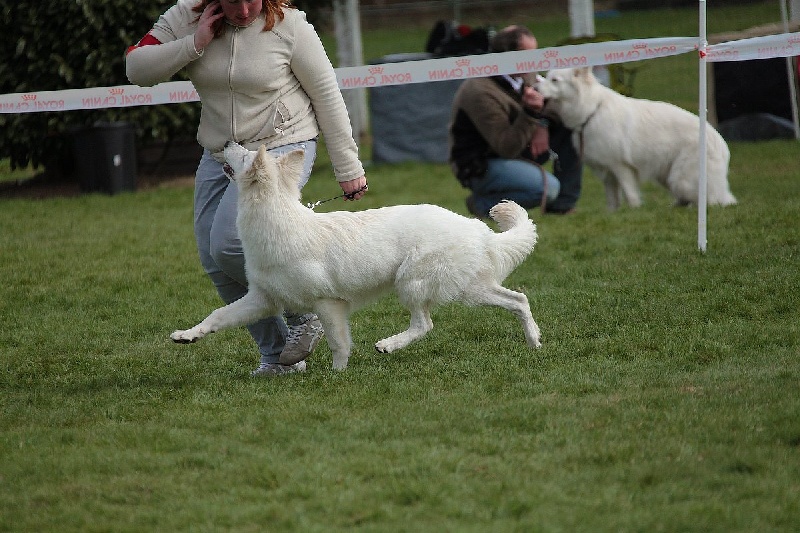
[0,0,332,174]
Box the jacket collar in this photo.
[491,75,524,98]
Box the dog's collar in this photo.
[576,102,602,133]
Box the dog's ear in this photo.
[573,67,591,79]
[277,149,306,185]
[252,145,269,173]
[574,67,598,86]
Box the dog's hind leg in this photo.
[171,290,274,344]
[375,305,434,354]
[467,283,542,348]
[315,299,353,370]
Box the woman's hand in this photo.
[194,1,225,52]
[339,175,368,201]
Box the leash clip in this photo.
[548,149,560,173]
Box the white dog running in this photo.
[170,142,542,370]
[536,67,737,210]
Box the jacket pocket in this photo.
[272,100,290,135]
[252,88,312,143]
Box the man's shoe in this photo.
[251,360,307,377]
[278,314,324,365]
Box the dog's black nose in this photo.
[224,140,233,148]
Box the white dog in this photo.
[536,67,736,210]
[170,141,542,370]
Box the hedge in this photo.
[0,0,331,175]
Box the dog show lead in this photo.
[126,0,368,376]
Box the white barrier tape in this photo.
[704,31,800,62]
[0,36,697,114]
[336,36,698,88]
[0,81,197,114]
[0,33,796,114]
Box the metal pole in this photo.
[569,0,596,39]
[780,0,800,139]
[698,0,708,252]
[333,0,368,144]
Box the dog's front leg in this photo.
[613,167,642,208]
[315,299,352,370]
[596,169,622,211]
[171,290,274,344]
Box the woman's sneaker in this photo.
[279,314,324,365]
[251,360,307,377]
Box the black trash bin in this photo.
[71,122,137,194]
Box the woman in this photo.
[126,0,368,376]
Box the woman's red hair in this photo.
[192,1,295,36]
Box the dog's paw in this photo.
[170,329,201,344]
[374,340,392,353]
[331,354,349,371]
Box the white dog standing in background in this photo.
[536,67,737,210]
[170,141,542,370]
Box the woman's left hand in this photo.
[340,175,368,201]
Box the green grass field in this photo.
[2,2,799,531]
[2,141,798,531]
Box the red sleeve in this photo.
[125,33,162,56]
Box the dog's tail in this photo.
[488,200,538,278]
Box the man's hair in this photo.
[489,25,534,53]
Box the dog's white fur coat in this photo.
[536,67,736,210]
[171,142,542,370]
